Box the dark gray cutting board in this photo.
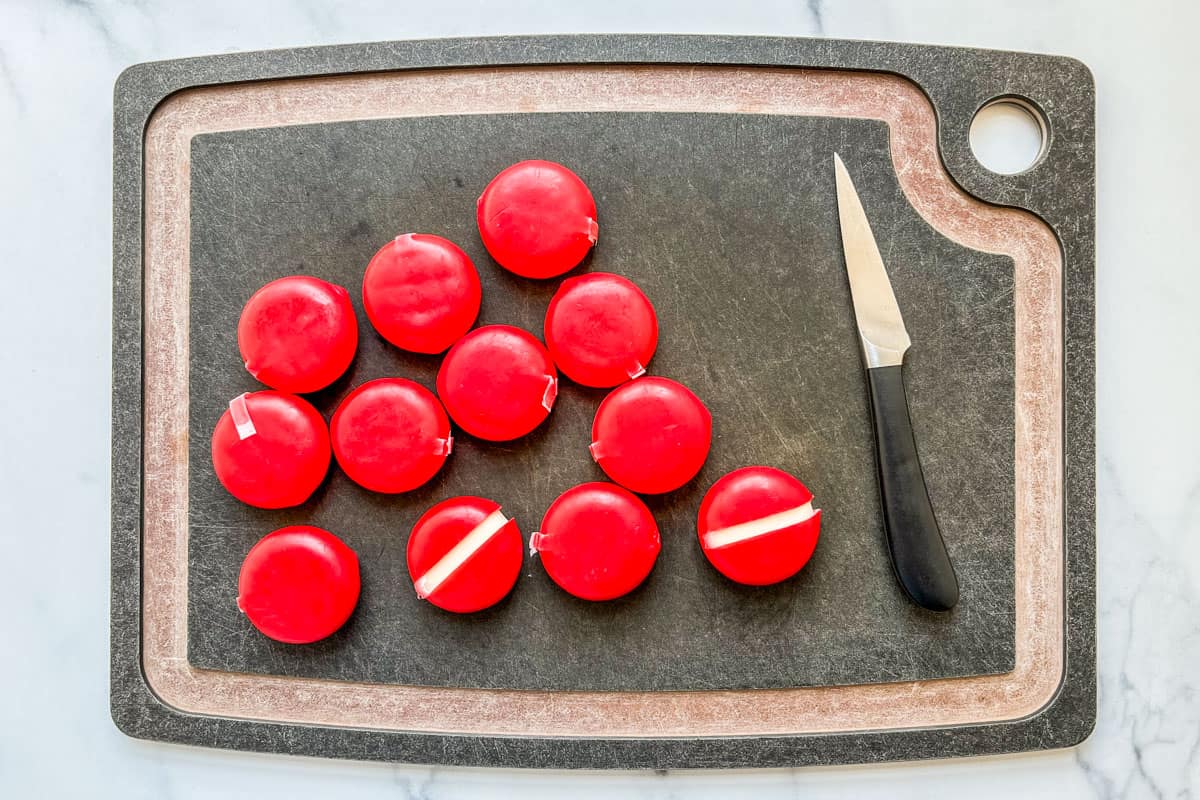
[112,35,1096,769]
[187,113,1016,691]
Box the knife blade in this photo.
[833,153,959,612]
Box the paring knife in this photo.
[833,154,959,612]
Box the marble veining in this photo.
[807,0,825,35]
[1,0,1196,797]
[0,49,23,111]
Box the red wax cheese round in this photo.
[330,378,452,493]
[476,160,598,279]
[436,325,558,441]
[590,377,712,494]
[544,272,658,388]
[698,466,821,586]
[406,496,523,613]
[533,482,661,601]
[237,525,360,644]
[237,275,358,393]
[211,391,330,508]
[537,482,667,599]
[362,233,482,354]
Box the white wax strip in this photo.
[229,393,257,440]
[585,218,599,243]
[588,441,605,461]
[413,510,510,599]
[542,375,558,412]
[627,360,647,380]
[528,531,547,556]
[434,436,454,457]
[701,503,818,550]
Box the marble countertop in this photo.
[1,0,1195,797]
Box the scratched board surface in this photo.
[186,112,1015,691]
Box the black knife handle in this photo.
[866,365,959,611]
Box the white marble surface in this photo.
[0,0,1196,796]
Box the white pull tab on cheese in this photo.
[229,393,257,440]
[701,503,818,550]
[413,509,510,599]
[542,375,558,412]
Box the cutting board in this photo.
[110,35,1096,769]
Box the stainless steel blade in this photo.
[833,153,911,368]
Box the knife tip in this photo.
[832,152,849,186]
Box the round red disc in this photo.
[698,466,822,586]
[406,496,523,613]
[237,525,360,644]
[330,378,452,493]
[211,391,330,509]
[436,325,558,441]
[476,160,598,279]
[544,272,658,388]
[237,275,358,393]
[590,377,712,494]
[533,482,661,601]
[362,233,482,354]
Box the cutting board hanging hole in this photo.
[969,96,1048,175]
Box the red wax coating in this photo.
[237,275,358,393]
[362,233,482,354]
[237,525,360,644]
[406,496,523,613]
[211,391,330,509]
[544,272,658,388]
[533,482,661,601]
[698,466,822,586]
[476,160,598,279]
[330,378,452,493]
[436,325,558,441]
[590,377,712,494]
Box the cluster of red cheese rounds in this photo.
[215,160,822,645]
